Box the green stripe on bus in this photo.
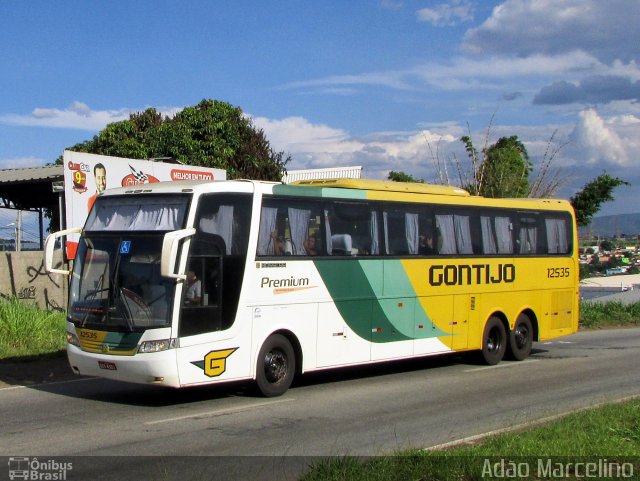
[314,259,446,342]
[378,261,447,338]
[272,184,366,199]
[104,332,143,350]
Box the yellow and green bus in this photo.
[45,178,578,397]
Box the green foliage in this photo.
[0,298,66,359]
[482,136,532,197]
[580,301,640,329]
[459,135,533,198]
[387,171,424,183]
[460,135,478,162]
[570,173,629,226]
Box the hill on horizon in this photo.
[580,213,640,239]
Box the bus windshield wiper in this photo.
[80,271,106,328]
[110,253,135,332]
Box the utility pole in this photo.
[15,210,21,252]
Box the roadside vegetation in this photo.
[301,399,640,481]
[0,297,66,359]
[580,300,640,328]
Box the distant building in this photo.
[282,166,362,184]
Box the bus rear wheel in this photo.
[508,314,533,361]
[481,316,506,365]
[255,334,295,397]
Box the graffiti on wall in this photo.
[0,251,67,312]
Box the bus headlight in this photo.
[66,331,80,347]
[138,339,178,353]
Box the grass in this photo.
[0,297,67,359]
[301,399,640,481]
[580,300,640,329]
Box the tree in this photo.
[387,171,424,183]
[599,239,615,252]
[570,173,629,226]
[64,99,290,180]
[461,135,533,198]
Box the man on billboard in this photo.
[87,163,107,212]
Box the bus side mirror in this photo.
[44,227,82,275]
[161,228,196,280]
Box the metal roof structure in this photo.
[0,165,63,209]
[282,166,362,184]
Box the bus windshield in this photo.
[69,233,175,331]
[68,194,190,331]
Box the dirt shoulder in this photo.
[0,351,77,388]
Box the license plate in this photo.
[98,361,117,371]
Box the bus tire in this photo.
[481,316,506,365]
[508,314,533,361]
[255,334,295,397]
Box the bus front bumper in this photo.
[67,344,180,387]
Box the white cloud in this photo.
[0,156,46,169]
[253,114,460,180]
[417,0,473,27]
[253,116,359,153]
[380,0,403,10]
[568,109,638,166]
[0,103,130,130]
[280,50,620,95]
[0,102,182,131]
[411,51,609,91]
[280,71,412,93]
[462,0,640,64]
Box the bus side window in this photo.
[326,201,378,256]
[257,200,323,257]
[516,215,541,254]
[545,217,569,254]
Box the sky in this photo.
[1,0,640,239]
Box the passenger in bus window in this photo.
[185,270,202,305]
[419,232,436,255]
[270,232,285,256]
[304,235,318,256]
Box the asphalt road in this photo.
[1,328,639,480]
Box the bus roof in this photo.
[291,178,471,197]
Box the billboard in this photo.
[63,150,226,259]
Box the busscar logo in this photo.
[8,457,73,480]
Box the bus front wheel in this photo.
[508,314,533,361]
[255,334,295,397]
[481,316,506,365]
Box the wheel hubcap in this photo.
[514,324,529,349]
[264,350,287,384]
[487,327,501,353]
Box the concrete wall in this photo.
[0,250,67,312]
